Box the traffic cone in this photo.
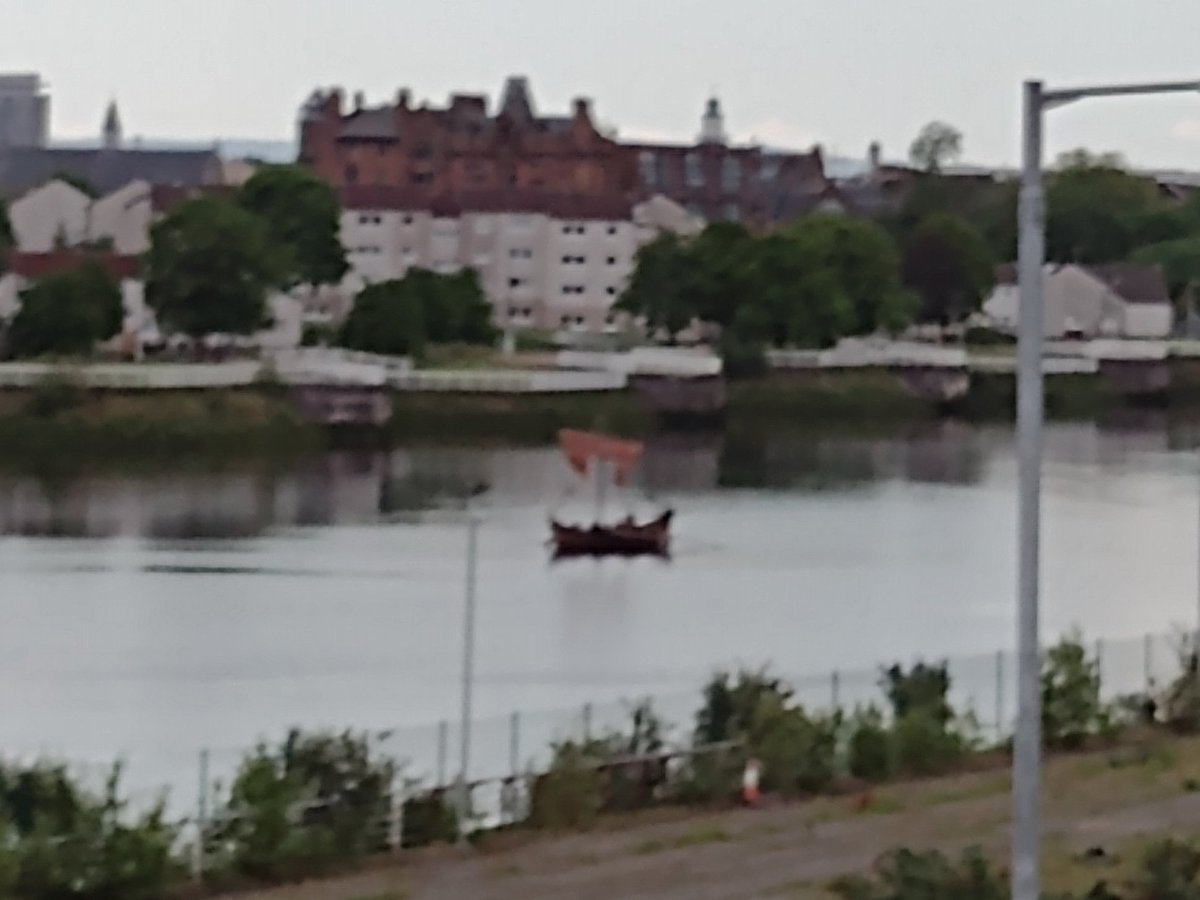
[742,758,762,807]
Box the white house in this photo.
[983,262,1173,339]
[338,188,702,334]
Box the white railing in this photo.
[768,339,968,370]
[0,362,262,389]
[389,369,627,393]
[556,347,723,377]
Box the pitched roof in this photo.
[992,261,1170,304]
[339,186,633,219]
[0,146,221,197]
[5,251,141,281]
[1085,263,1170,304]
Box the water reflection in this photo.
[0,418,1197,539]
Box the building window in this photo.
[722,157,741,192]
[411,171,432,185]
[721,202,740,222]
[759,155,780,182]
[402,214,414,225]
[685,152,703,188]
[561,285,586,295]
[606,286,617,296]
[606,256,616,265]
[509,277,525,288]
[607,224,618,235]
[638,150,658,187]
[345,163,359,184]
[561,255,586,264]
[561,223,586,235]
[510,248,532,259]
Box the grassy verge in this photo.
[0,386,321,470]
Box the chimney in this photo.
[396,88,411,110]
[353,91,365,111]
[572,97,592,122]
[868,141,882,176]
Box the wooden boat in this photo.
[551,510,673,558]
[549,429,672,558]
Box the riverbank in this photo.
[0,384,317,469]
[1,363,1199,466]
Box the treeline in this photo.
[2,630,1197,897]
[617,148,1200,374]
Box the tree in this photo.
[909,121,963,174]
[145,196,285,338]
[237,165,348,289]
[615,233,696,340]
[0,201,11,275]
[687,222,756,327]
[400,268,495,345]
[8,261,124,358]
[785,215,916,335]
[1045,158,1166,263]
[902,213,995,324]
[339,279,427,356]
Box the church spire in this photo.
[102,100,122,150]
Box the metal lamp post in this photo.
[1014,77,1200,900]
[456,485,487,844]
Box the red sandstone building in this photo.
[297,77,829,228]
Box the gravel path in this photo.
[222,739,1200,900]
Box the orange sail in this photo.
[558,429,643,485]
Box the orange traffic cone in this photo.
[742,758,762,807]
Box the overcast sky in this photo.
[5,0,1200,168]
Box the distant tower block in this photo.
[698,96,727,145]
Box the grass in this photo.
[630,825,734,856]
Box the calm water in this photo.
[2,417,1200,799]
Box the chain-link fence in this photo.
[36,627,1199,881]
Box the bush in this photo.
[1042,632,1105,750]
[882,661,952,726]
[207,729,395,883]
[401,788,457,848]
[526,741,603,830]
[1129,838,1200,897]
[695,669,792,747]
[830,846,1006,900]
[0,763,179,900]
[892,708,967,777]
[749,695,840,795]
[847,706,893,783]
[964,326,1015,346]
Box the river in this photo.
[1,416,1199,804]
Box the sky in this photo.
[4,0,1200,169]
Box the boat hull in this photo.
[550,510,672,558]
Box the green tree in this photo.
[49,171,99,198]
[402,267,495,345]
[145,196,285,338]
[743,233,852,347]
[0,200,11,275]
[615,233,696,340]
[688,222,756,327]
[901,213,995,324]
[8,261,124,358]
[1134,238,1200,303]
[909,121,963,174]
[785,215,916,335]
[339,279,427,356]
[1046,158,1166,263]
[238,165,349,289]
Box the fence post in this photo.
[509,711,520,777]
[831,669,841,710]
[582,703,593,743]
[387,774,405,854]
[1095,638,1105,696]
[193,748,209,882]
[436,721,448,787]
[1144,633,1153,694]
[995,650,1005,743]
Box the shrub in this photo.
[526,741,603,830]
[829,846,1006,900]
[1129,838,1200,897]
[749,695,840,795]
[892,708,967,777]
[1042,632,1105,750]
[847,706,893,783]
[695,669,792,747]
[401,788,457,848]
[882,661,952,726]
[964,325,1015,346]
[207,729,395,883]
